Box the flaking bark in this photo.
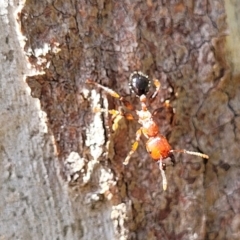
[1,0,240,239]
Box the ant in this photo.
[86,71,209,190]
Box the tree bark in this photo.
[1,0,240,239]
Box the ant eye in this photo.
[129,71,150,96]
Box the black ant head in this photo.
[129,71,151,97]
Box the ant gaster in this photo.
[86,71,209,190]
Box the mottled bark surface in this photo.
[1,0,240,239]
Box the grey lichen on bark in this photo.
[1,0,84,239]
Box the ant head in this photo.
[129,71,151,97]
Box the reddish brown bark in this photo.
[18,0,240,239]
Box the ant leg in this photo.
[158,158,167,191]
[93,107,134,121]
[123,128,142,165]
[160,156,175,168]
[149,78,161,102]
[168,152,176,166]
[170,149,209,159]
[93,107,134,133]
[86,79,134,111]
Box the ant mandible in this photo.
[86,71,209,190]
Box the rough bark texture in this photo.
[0,1,84,239]
[1,0,240,239]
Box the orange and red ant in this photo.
[86,71,209,190]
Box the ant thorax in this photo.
[136,110,159,138]
[136,109,151,120]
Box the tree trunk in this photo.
[1,0,240,239]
